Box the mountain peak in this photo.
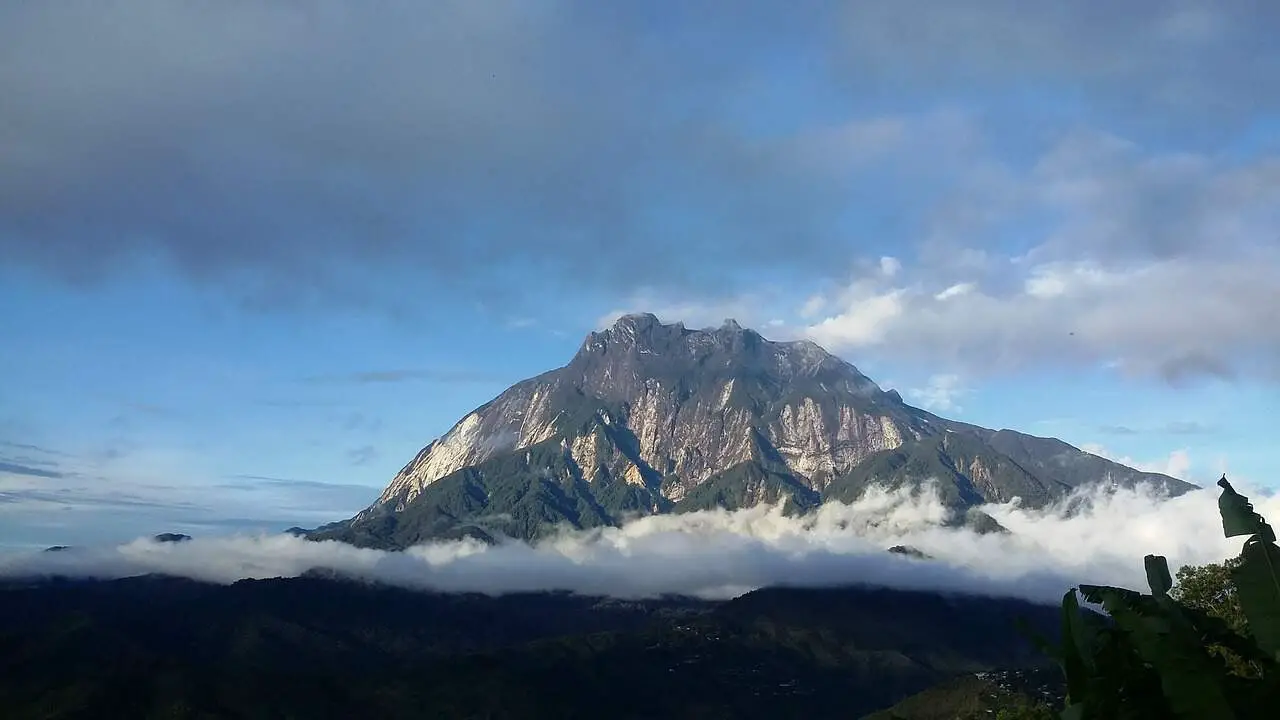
[318,313,1196,549]
[581,313,854,377]
[583,313,688,356]
[612,312,662,332]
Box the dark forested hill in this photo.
[0,575,1063,719]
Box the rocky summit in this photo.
[310,314,1195,548]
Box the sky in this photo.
[2,1,1279,548]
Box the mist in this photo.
[2,481,1274,605]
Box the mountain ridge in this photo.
[310,313,1194,548]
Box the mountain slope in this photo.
[0,576,1064,719]
[311,314,1195,548]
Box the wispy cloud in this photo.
[0,461,64,479]
[1081,444,1193,480]
[1097,421,1217,436]
[905,374,970,413]
[347,445,378,466]
[0,441,74,459]
[339,412,382,433]
[1162,421,1217,435]
[1098,425,1140,436]
[0,468,380,549]
[302,369,509,385]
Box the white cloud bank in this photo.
[3,482,1275,606]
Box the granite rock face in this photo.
[313,314,1194,548]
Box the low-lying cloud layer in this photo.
[4,481,1275,605]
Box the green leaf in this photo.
[1230,537,1280,660]
[1058,589,1094,704]
[1083,585,1237,719]
[1218,476,1275,542]
[1059,702,1086,720]
[1145,555,1173,597]
[1176,602,1274,669]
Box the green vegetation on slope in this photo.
[861,670,1059,720]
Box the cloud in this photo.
[3,2,1273,311]
[0,441,74,459]
[1098,421,1216,436]
[2,482,1273,605]
[1081,444,1193,481]
[1162,421,1217,435]
[1097,425,1140,436]
[799,295,827,319]
[934,283,975,301]
[806,285,906,348]
[339,412,383,433]
[790,121,1280,383]
[1027,129,1280,264]
[547,96,1277,385]
[905,374,970,413]
[219,475,378,495]
[347,446,378,466]
[0,469,379,549]
[0,1,870,305]
[0,462,64,480]
[800,249,1280,384]
[1146,449,1193,479]
[835,2,1280,124]
[303,369,510,385]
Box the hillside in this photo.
[0,575,1064,719]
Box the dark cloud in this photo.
[0,441,74,459]
[1160,352,1237,386]
[0,1,849,304]
[2,2,1269,308]
[835,2,1280,132]
[0,462,64,480]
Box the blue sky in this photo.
[2,1,1278,546]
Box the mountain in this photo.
[861,668,1063,719]
[310,314,1194,548]
[0,575,1064,719]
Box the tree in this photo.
[1172,556,1258,677]
[1172,557,1245,630]
[1033,476,1280,719]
